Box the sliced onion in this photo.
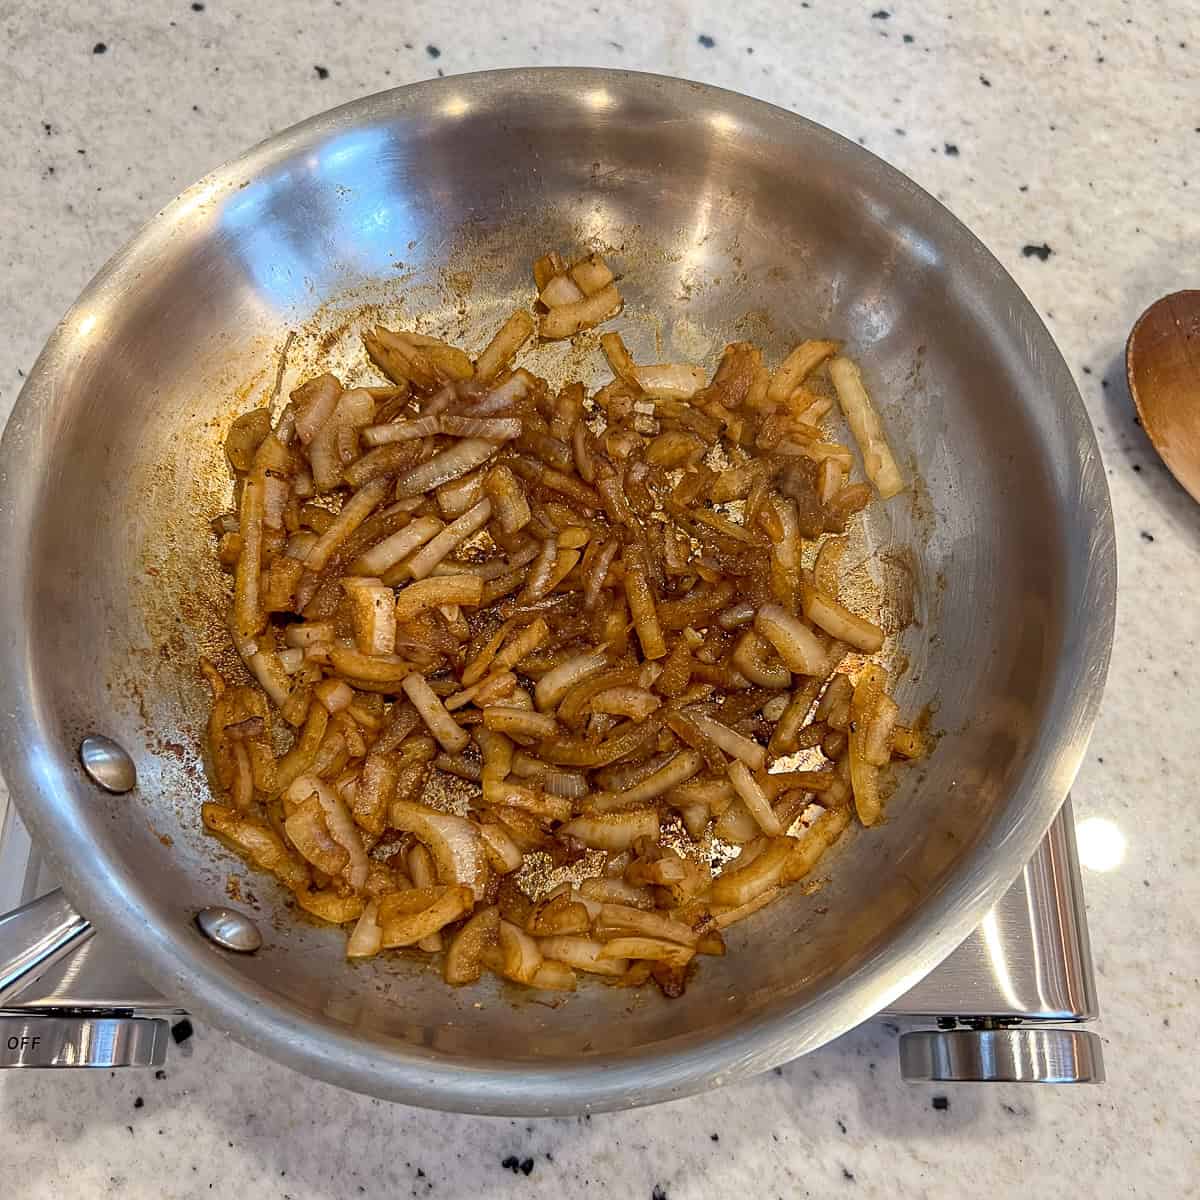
[481,779,572,823]
[246,648,291,707]
[392,438,499,499]
[635,363,707,399]
[444,904,500,985]
[346,898,382,958]
[291,774,370,890]
[292,374,342,445]
[381,885,474,948]
[710,837,794,907]
[596,903,699,947]
[285,531,319,561]
[278,647,305,674]
[829,355,903,499]
[482,706,559,742]
[351,516,443,577]
[540,284,622,340]
[534,646,610,711]
[360,415,439,446]
[439,415,522,441]
[466,370,532,416]
[539,274,586,308]
[559,809,660,851]
[389,799,490,901]
[589,686,661,720]
[404,499,493,581]
[478,824,523,874]
[262,475,289,531]
[802,587,885,654]
[499,919,543,983]
[284,621,333,648]
[539,769,589,799]
[538,935,627,977]
[597,936,693,968]
[753,604,828,675]
[727,760,784,836]
[685,710,766,771]
[585,750,702,813]
[401,673,469,753]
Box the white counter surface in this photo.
[1,1,1197,1195]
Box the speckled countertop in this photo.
[2,1,1198,1197]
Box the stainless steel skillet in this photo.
[0,69,1115,1113]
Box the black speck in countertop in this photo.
[652,1188,669,1200]
[773,1066,783,1076]
[1096,55,1105,63]
[42,121,53,135]
[842,1168,856,1182]
[980,73,991,86]
[93,42,107,54]
[501,1156,520,1172]
[126,1125,134,1135]
[1022,243,1052,260]
[1082,365,1093,374]
[1140,530,1155,542]
[903,33,914,42]
[154,1070,166,1080]
[710,1132,720,1142]
[836,1118,847,1133]
[314,65,329,79]
[871,9,890,18]
[171,1018,194,1044]
[932,1095,949,1111]
[134,1096,145,1109]
[1132,463,1142,472]
[608,40,624,50]
[192,1,205,9]
[416,1168,425,1178]
[426,44,441,58]
[520,1159,534,1176]
[1018,183,1029,192]
[944,142,959,156]
[698,34,715,47]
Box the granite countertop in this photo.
[2,1,1197,1196]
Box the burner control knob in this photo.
[899,1027,1104,1084]
[0,1016,169,1069]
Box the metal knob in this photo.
[0,1016,169,1069]
[899,1027,1105,1084]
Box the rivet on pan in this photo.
[78,735,138,794]
[195,907,263,954]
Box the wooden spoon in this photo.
[1126,290,1200,502]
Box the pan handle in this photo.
[0,889,94,1006]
